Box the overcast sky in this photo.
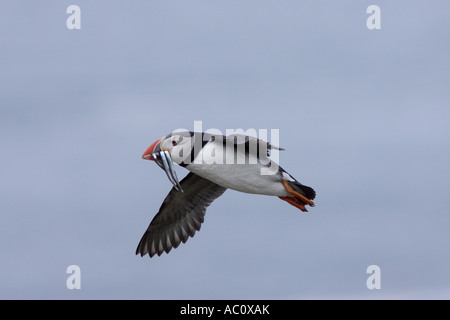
[1,1,449,299]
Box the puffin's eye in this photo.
[172,140,177,146]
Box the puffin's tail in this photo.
[279,180,316,212]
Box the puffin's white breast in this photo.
[186,142,289,197]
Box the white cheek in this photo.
[170,144,191,164]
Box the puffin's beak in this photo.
[142,138,162,160]
[142,137,183,192]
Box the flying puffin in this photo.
[136,131,316,258]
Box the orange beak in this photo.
[142,138,162,160]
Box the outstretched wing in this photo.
[136,172,227,258]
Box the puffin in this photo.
[136,131,316,258]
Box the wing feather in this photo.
[136,172,227,257]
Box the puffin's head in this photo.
[142,131,195,192]
[142,131,194,165]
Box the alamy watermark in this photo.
[366,265,381,290]
[160,121,281,175]
[66,5,81,30]
[366,5,381,30]
[66,5,381,31]
[66,265,81,289]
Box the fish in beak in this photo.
[142,137,183,192]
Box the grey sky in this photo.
[1,1,449,299]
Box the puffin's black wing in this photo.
[223,133,284,152]
[136,172,227,258]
